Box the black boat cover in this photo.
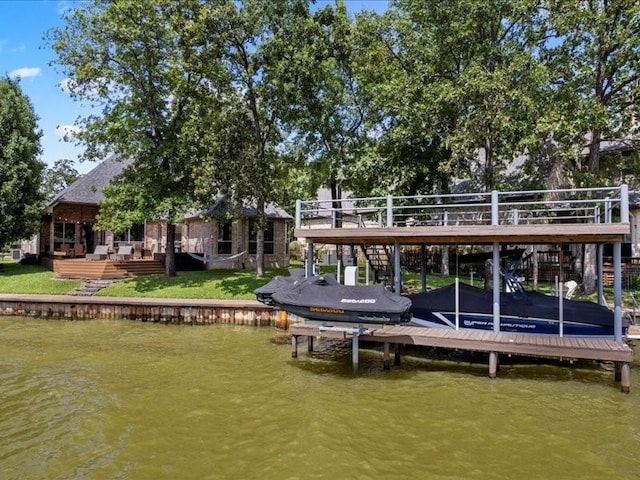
[272,281,412,322]
[254,274,338,305]
[409,282,617,327]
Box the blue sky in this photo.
[0,0,387,175]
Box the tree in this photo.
[367,0,548,192]
[194,0,315,277]
[0,77,45,249]
[543,0,640,293]
[49,0,225,276]
[42,159,80,200]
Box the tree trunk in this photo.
[583,243,597,294]
[441,246,449,277]
[256,199,265,277]
[165,222,176,277]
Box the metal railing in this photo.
[295,185,629,230]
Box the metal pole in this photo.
[365,260,370,285]
[491,191,499,225]
[597,244,605,305]
[421,245,427,292]
[386,195,393,227]
[559,282,564,337]
[493,242,500,332]
[352,332,359,373]
[614,242,623,342]
[295,200,301,229]
[621,184,629,223]
[337,259,342,284]
[394,241,401,295]
[455,277,460,330]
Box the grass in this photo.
[0,259,81,294]
[96,267,289,299]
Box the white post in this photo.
[386,195,394,227]
[352,331,359,373]
[559,282,564,337]
[493,242,500,332]
[455,277,460,330]
[614,242,623,342]
[337,259,342,284]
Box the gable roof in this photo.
[189,195,291,220]
[47,155,133,209]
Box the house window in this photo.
[53,222,75,249]
[249,219,274,255]
[114,223,144,244]
[218,221,232,254]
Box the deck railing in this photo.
[295,185,630,230]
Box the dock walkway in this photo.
[290,324,634,392]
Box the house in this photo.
[37,155,291,270]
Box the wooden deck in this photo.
[289,323,634,391]
[44,257,165,279]
[294,223,630,246]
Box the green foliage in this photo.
[0,77,46,248]
[49,0,227,275]
[41,159,80,200]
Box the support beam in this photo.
[383,342,390,370]
[613,242,623,342]
[291,335,298,358]
[394,344,401,366]
[421,245,427,292]
[621,363,631,394]
[394,241,401,295]
[352,333,359,373]
[307,336,314,353]
[489,352,499,379]
[493,242,500,333]
[597,244,605,305]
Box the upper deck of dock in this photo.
[294,185,631,245]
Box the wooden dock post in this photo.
[352,332,359,373]
[489,352,499,379]
[394,343,401,366]
[383,342,390,370]
[307,336,314,353]
[621,363,631,394]
[291,335,298,358]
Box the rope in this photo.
[187,250,247,264]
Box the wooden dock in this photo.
[289,323,634,392]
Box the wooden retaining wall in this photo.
[0,295,286,327]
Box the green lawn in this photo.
[95,267,289,299]
[0,260,81,294]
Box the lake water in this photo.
[1,317,639,479]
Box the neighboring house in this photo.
[34,155,291,270]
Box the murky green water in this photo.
[1,318,639,479]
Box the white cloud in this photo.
[9,67,41,79]
[10,44,26,54]
[55,125,81,138]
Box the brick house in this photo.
[36,155,291,270]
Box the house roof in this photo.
[189,195,292,220]
[47,155,133,209]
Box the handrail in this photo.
[295,185,629,229]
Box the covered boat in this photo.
[409,282,624,336]
[254,272,336,306]
[271,277,412,325]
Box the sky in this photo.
[0,0,388,175]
